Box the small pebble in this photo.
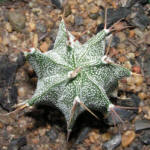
[110,36,120,48]
[64,5,71,17]
[135,120,150,131]
[28,21,36,32]
[0,36,2,44]
[101,133,111,142]
[116,32,126,42]
[88,4,99,14]
[144,32,150,45]
[36,23,47,33]
[123,61,132,70]
[129,30,135,38]
[89,13,99,20]
[38,128,47,136]
[132,66,141,74]
[103,134,121,150]
[126,76,134,86]
[75,127,91,144]
[10,34,18,41]
[32,33,38,48]
[122,130,136,147]
[8,136,27,150]
[5,22,12,32]
[97,1,106,7]
[90,145,101,150]
[119,56,127,63]
[140,132,150,145]
[134,28,143,38]
[51,0,65,9]
[28,2,34,8]
[130,12,150,30]
[127,53,135,59]
[87,0,93,3]
[2,34,10,46]
[96,16,103,25]
[18,87,27,97]
[143,106,150,120]
[40,42,49,52]
[138,92,147,100]
[117,43,126,49]
[75,16,84,26]
[0,122,3,128]
[47,20,54,29]
[20,145,33,150]
[66,14,75,24]
[32,8,42,15]
[18,117,29,130]
[6,126,14,132]
[32,137,39,144]
[46,126,59,142]
[88,130,99,143]
[8,11,26,32]
[134,75,143,86]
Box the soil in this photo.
[0,0,150,150]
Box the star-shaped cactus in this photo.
[21,20,131,135]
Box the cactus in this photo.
[19,20,131,137]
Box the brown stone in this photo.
[5,22,12,32]
[40,42,49,52]
[116,32,127,42]
[32,33,38,48]
[88,4,99,14]
[123,61,132,70]
[0,122,3,128]
[18,86,27,97]
[0,36,2,44]
[122,130,136,147]
[8,10,26,32]
[32,137,39,144]
[87,0,93,3]
[28,21,36,32]
[138,92,147,100]
[119,56,127,63]
[89,130,99,143]
[10,34,18,41]
[64,5,71,17]
[134,75,143,86]
[143,106,150,120]
[144,32,150,45]
[66,15,75,24]
[101,133,111,142]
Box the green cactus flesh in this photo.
[24,20,131,131]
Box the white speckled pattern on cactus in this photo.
[25,20,131,130]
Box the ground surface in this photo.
[0,0,150,150]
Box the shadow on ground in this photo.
[25,104,109,144]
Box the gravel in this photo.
[0,0,150,149]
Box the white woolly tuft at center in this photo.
[74,96,80,104]
[108,103,115,112]
[68,71,74,78]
